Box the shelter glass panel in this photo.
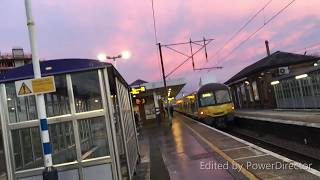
[71,71,103,113]
[6,83,37,123]
[44,75,70,117]
[11,127,43,171]
[49,121,77,165]
[78,116,110,160]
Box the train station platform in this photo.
[235,109,320,128]
[134,113,320,180]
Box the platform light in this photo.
[295,74,308,80]
[7,97,12,101]
[94,99,99,103]
[186,95,195,99]
[270,81,280,85]
[121,50,131,59]
[97,53,107,61]
[314,63,318,67]
[245,81,250,85]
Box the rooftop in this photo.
[225,51,318,84]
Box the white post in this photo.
[24,1,57,179]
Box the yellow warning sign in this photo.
[18,82,32,96]
[15,76,56,97]
[32,76,56,94]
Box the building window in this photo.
[252,81,260,101]
[240,84,246,102]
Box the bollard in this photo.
[43,167,58,180]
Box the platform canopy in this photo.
[130,78,186,99]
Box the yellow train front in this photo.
[176,83,235,128]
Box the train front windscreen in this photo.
[199,90,231,107]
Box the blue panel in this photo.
[40,118,48,131]
[43,142,52,155]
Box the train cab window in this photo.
[215,90,231,104]
[199,92,216,107]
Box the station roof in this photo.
[130,79,148,86]
[0,58,108,82]
[225,51,318,85]
[131,78,186,98]
[0,58,129,87]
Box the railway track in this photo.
[177,111,320,171]
[225,124,320,171]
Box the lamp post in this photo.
[98,50,131,68]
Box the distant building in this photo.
[0,48,32,74]
[225,47,318,109]
[130,78,186,124]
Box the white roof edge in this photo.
[141,78,186,90]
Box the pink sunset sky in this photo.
[1,0,320,93]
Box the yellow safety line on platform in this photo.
[180,119,259,180]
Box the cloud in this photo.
[1,0,320,92]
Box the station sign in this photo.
[15,76,56,97]
[130,86,146,95]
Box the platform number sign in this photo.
[15,76,56,97]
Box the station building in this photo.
[225,46,319,109]
[130,78,186,124]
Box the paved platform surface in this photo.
[134,115,246,180]
[235,109,320,128]
[135,113,320,180]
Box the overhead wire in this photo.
[212,0,273,61]
[216,0,296,64]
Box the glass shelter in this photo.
[0,59,139,180]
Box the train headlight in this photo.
[232,106,235,110]
[200,111,204,115]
